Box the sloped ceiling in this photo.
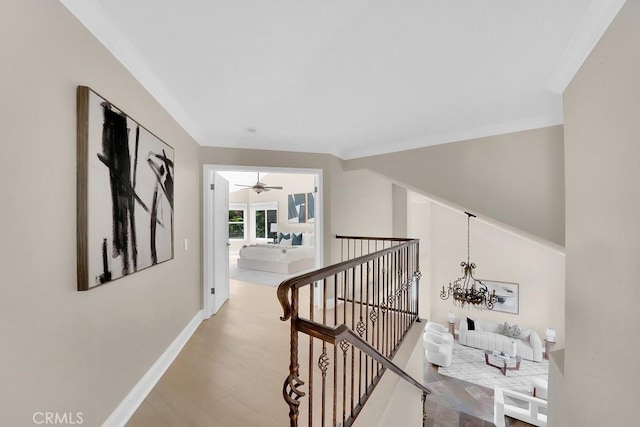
[60,0,625,159]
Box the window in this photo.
[228,204,246,240]
[251,202,278,241]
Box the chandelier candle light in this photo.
[440,212,498,310]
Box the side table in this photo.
[544,339,556,360]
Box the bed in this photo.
[238,232,316,274]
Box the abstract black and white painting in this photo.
[77,86,174,291]
[482,280,519,314]
[288,193,306,223]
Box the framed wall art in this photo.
[288,193,307,223]
[77,86,174,291]
[482,280,519,314]
[288,192,316,224]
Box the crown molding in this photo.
[547,0,627,94]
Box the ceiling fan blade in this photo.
[234,184,253,188]
[263,186,283,190]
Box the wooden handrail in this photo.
[335,235,416,242]
[296,318,431,395]
[277,238,420,321]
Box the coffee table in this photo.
[483,350,521,375]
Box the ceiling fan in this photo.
[235,172,283,194]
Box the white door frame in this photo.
[203,165,324,317]
[202,168,225,318]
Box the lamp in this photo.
[440,212,497,310]
[545,328,556,343]
[270,223,278,243]
[447,311,455,324]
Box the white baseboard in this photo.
[102,310,205,427]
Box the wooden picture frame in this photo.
[77,86,174,291]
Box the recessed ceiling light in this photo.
[246,127,257,133]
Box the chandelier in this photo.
[440,212,497,310]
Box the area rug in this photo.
[438,341,548,394]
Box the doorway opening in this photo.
[202,165,323,318]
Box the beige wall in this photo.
[329,169,395,264]
[563,0,640,424]
[0,1,202,425]
[332,169,394,237]
[345,126,565,246]
[392,184,408,238]
[407,192,433,319]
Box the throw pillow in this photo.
[519,328,531,340]
[278,232,291,243]
[498,322,522,339]
[279,237,293,247]
[498,322,510,336]
[292,232,303,246]
[509,324,522,339]
[466,317,475,331]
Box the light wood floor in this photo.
[127,280,532,427]
[127,280,292,427]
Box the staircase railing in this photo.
[277,236,430,427]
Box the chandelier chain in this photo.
[467,213,470,265]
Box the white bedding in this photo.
[239,244,315,263]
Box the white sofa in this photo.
[459,318,543,362]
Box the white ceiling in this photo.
[60,0,625,159]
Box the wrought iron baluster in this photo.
[278,236,426,427]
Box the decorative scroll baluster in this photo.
[283,287,304,427]
[318,344,329,427]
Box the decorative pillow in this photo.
[498,322,522,339]
[466,317,475,331]
[498,322,510,336]
[278,232,291,243]
[519,328,531,340]
[292,232,303,246]
[509,324,522,339]
[279,237,292,247]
